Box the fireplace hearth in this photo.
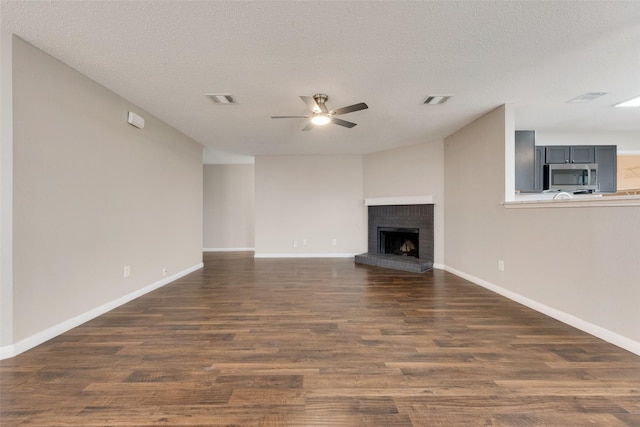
[355,204,433,273]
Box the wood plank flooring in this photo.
[1,252,639,426]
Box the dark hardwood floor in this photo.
[1,252,639,426]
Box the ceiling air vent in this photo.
[206,93,237,104]
[422,95,452,105]
[567,92,607,104]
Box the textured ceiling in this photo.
[2,1,640,160]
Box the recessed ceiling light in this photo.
[613,95,640,108]
[422,95,453,105]
[566,92,607,103]
[206,93,237,104]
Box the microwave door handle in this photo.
[586,167,591,188]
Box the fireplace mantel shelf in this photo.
[364,196,435,206]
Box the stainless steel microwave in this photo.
[544,163,599,192]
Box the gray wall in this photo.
[5,36,203,351]
[445,105,640,352]
[203,164,254,250]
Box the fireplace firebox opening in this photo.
[378,227,419,258]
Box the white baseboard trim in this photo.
[254,253,357,259]
[433,263,445,270]
[444,265,640,357]
[0,262,204,360]
[203,247,255,252]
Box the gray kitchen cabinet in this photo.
[595,145,617,193]
[515,130,536,192]
[546,146,570,164]
[571,146,595,163]
[546,146,595,164]
[517,135,616,194]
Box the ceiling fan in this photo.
[271,94,368,131]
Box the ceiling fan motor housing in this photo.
[313,94,329,107]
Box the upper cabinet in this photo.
[545,145,595,164]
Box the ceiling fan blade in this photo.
[301,122,314,132]
[332,118,357,128]
[300,96,321,113]
[331,102,368,116]
[271,115,310,119]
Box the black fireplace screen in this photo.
[378,227,419,258]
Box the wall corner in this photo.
[0,31,14,348]
[503,103,516,202]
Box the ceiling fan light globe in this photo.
[311,114,331,126]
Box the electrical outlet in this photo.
[498,260,505,271]
[303,239,308,246]
[123,265,131,278]
[162,267,168,276]
[332,239,337,246]
[292,240,298,248]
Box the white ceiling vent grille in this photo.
[567,92,607,104]
[422,95,452,105]
[206,93,237,104]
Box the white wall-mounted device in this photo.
[127,111,145,129]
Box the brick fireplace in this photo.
[355,201,434,273]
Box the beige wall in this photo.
[363,141,445,265]
[445,105,508,282]
[203,164,254,250]
[254,156,364,256]
[0,31,14,347]
[501,207,640,347]
[445,105,640,351]
[9,37,203,347]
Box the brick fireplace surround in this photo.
[355,203,434,273]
